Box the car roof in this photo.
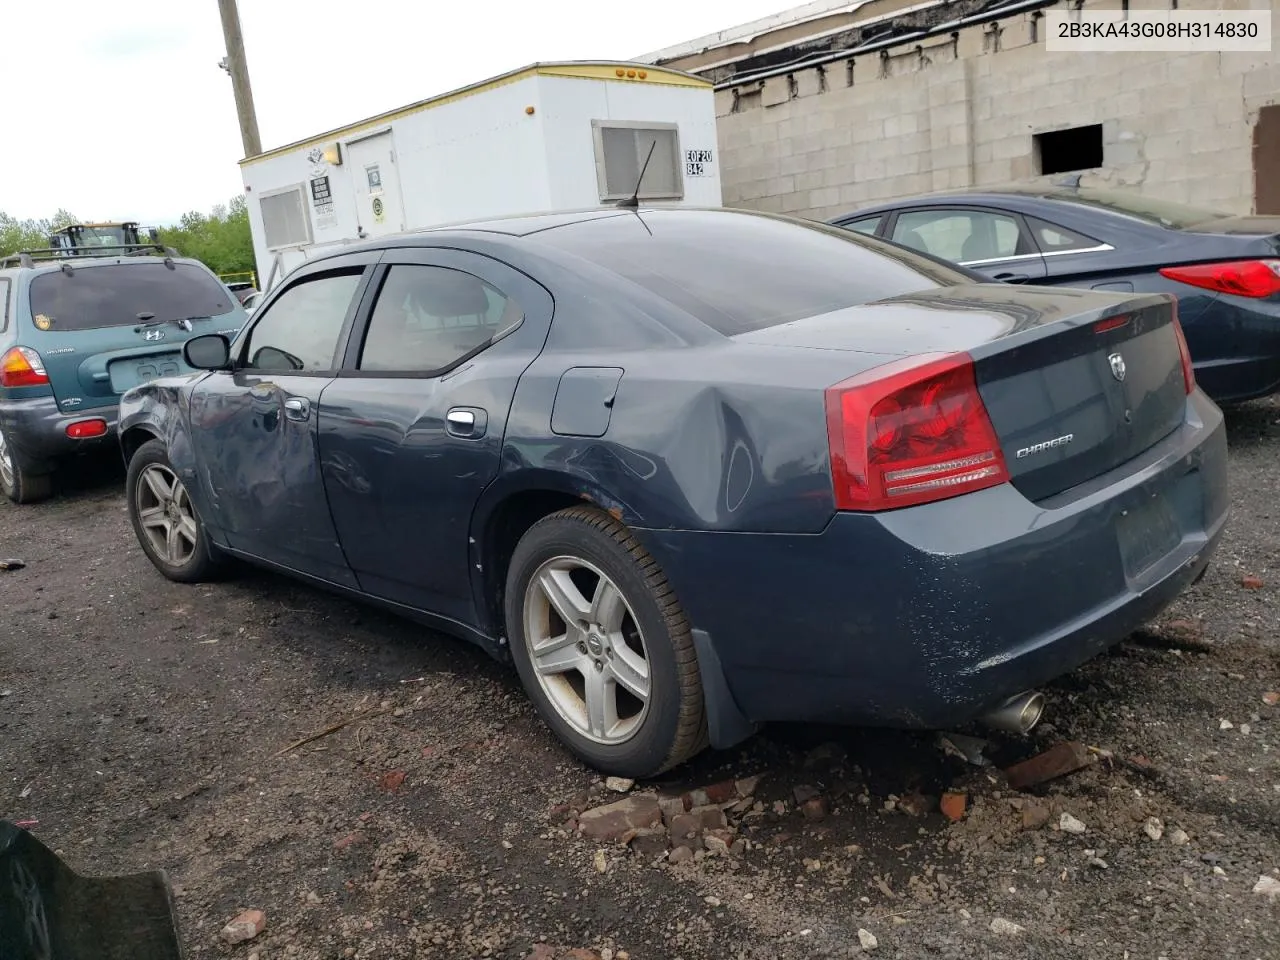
[300,205,801,266]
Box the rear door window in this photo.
[0,278,10,332]
[27,262,235,331]
[892,209,1026,264]
[1026,216,1102,254]
[243,270,362,372]
[842,215,883,235]
[359,265,523,373]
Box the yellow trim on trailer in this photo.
[238,60,710,168]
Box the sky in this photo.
[0,0,797,228]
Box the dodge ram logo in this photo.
[1108,352,1126,381]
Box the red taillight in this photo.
[1159,259,1280,299]
[0,347,49,388]
[1171,310,1196,395]
[824,352,1011,512]
[65,419,108,440]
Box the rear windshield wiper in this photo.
[133,314,212,332]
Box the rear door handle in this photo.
[993,272,1032,283]
[446,407,487,439]
[283,397,310,421]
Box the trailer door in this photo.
[346,131,405,238]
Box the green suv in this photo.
[0,247,247,502]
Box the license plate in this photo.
[109,355,182,393]
[1116,494,1181,579]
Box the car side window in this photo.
[243,270,362,372]
[359,264,523,374]
[844,215,882,236]
[1026,216,1101,254]
[0,278,10,332]
[892,210,1024,264]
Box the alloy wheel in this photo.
[136,464,199,566]
[523,556,651,745]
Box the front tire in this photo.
[505,506,707,778]
[126,439,219,583]
[0,429,53,504]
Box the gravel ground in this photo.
[2,397,1279,960]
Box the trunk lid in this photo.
[733,283,1188,502]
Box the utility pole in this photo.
[216,0,262,158]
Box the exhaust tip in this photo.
[980,691,1045,735]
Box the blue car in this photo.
[830,185,1280,404]
[0,247,247,502]
[118,208,1227,777]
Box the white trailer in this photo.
[239,60,723,287]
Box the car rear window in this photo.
[536,209,967,336]
[28,261,235,331]
[1052,189,1228,230]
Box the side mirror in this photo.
[183,334,231,370]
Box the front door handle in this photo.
[446,407,487,439]
[993,272,1032,283]
[283,397,310,421]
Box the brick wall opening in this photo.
[1034,125,1103,176]
[1254,106,1280,215]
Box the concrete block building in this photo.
[639,0,1280,220]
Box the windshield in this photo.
[1053,189,1229,229]
[536,210,967,336]
[28,261,235,331]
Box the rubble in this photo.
[577,795,662,841]
[1058,813,1087,835]
[605,777,634,793]
[1263,692,1280,706]
[1241,574,1264,589]
[1143,817,1164,841]
[220,909,266,944]
[857,928,879,950]
[989,918,1024,936]
[1021,802,1052,831]
[897,792,933,818]
[1003,741,1092,790]
[1251,875,1280,900]
[936,732,991,766]
[1169,828,1190,846]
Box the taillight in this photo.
[1159,259,1280,298]
[65,419,107,439]
[0,347,49,388]
[1171,310,1196,395]
[824,352,1011,512]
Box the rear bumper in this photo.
[0,396,119,468]
[636,390,1229,730]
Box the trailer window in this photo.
[592,121,683,202]
[260,185,313,250]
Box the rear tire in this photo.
[0,429,54,504]
[505,506,707,778]
[126,439,220,583]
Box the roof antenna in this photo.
[616,139,658,209]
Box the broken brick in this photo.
[940,792,967,822]
[691,804,727,830]
[1003,741,1092,791]
[333,832,365,851]
[800,797,828,821]
[1242,574,1264,589]
[378,770,407,793]
[220,910,266,944]
[577,795,662,842]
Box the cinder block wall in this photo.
[712,0,1279,219]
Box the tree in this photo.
[158,196,255,279]
[0,199,255,281]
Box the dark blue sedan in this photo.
[117,208,1228,777]
[830,185,1280,404]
